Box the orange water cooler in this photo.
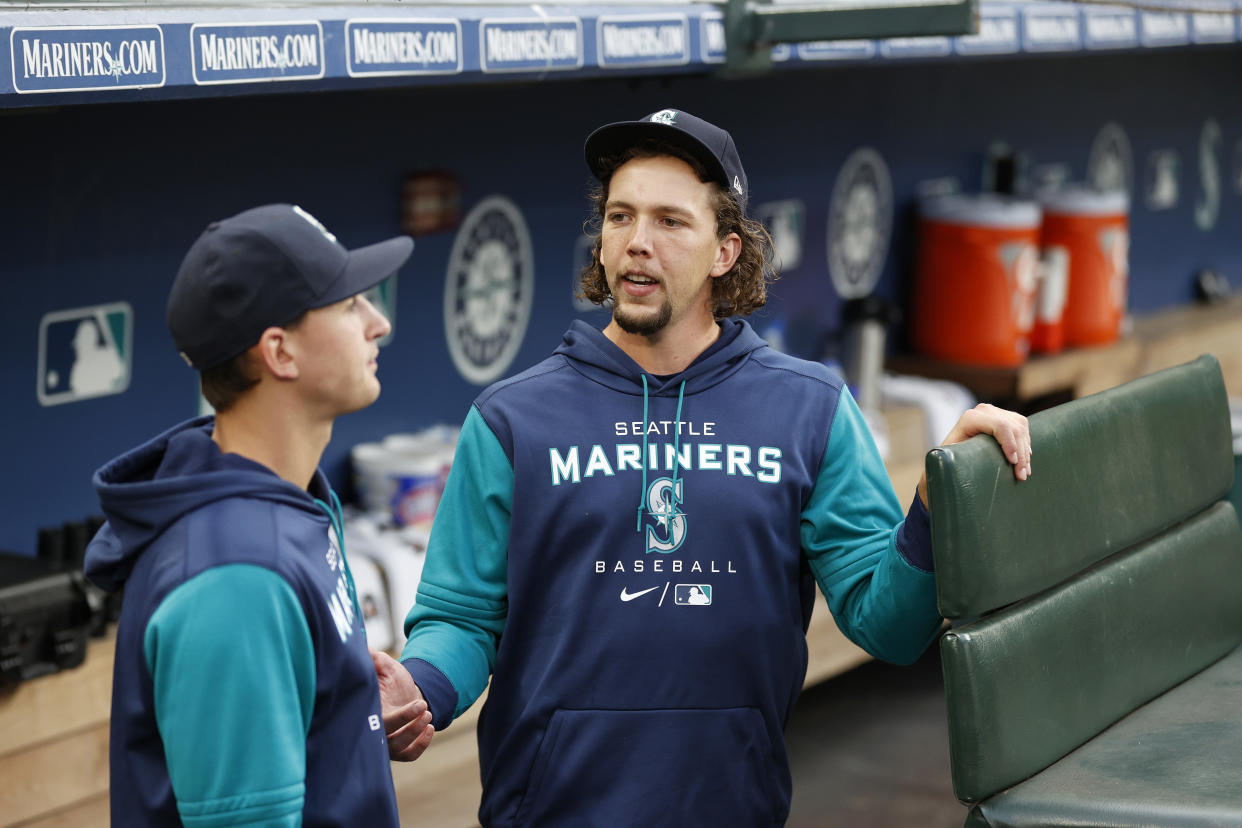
[1038,188,1129,346]
[912,194,1041,366]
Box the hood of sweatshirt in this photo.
[84,416,332,592]
[551,317,768,397]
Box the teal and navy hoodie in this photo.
[84,417,399,828]
[401,319,941,827]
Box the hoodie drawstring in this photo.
[637,374,650,531]
[671,379,686,516]
[635,376,687,533]
[314,489,364,626]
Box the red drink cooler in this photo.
[1039,189,1129,346]
[912,194,1041,366]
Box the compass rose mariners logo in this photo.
[444,196,535,385]
[827,147,893,300]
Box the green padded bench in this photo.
[927,354,1242,827]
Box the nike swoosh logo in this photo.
[620,585,660,602]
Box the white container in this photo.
[352,426,459,527]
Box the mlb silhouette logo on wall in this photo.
[38,302,132,406]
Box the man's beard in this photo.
[613,297,672,336]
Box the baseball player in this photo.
[84,204,432,826]
[375,110,1031,826]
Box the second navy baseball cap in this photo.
[584,108,748,208]
[167,203,413,370]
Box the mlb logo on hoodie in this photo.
[674,584,712,605]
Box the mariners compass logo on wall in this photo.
[444,195,534,384]
[826,147,893,300]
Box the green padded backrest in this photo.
[929,355,1234,620]
[940,501,1242,802]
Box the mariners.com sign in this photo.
[7,21,331,93]
[11,26,165,93]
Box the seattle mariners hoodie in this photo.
[403,318,941,827]
[84,417,399,828]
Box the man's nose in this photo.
[626,217,653,257]
[361,295,392,340]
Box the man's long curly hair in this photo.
[578,140,777,320]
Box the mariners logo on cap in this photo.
[649,109,678,125]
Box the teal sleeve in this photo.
[144,564,316,828]
[400,405,511,722]
[800,389,942,665]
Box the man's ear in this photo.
[709,232,742,278]
[254,326,299,381]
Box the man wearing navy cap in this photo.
[84,204,431,827]
[376,110,1032,826]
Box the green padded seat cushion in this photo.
[940,501,1242,802]
[966,644,1242,828]
[929,355,1233,620]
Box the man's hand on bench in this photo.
[918,403,1032,508]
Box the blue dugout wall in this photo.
[3,43,1241,556]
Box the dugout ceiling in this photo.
[2,0,1239,107]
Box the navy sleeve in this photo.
[895,489,934,572]
[401,658,458,731]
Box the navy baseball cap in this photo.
[584,108,748,209]
[168,204,413,370]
